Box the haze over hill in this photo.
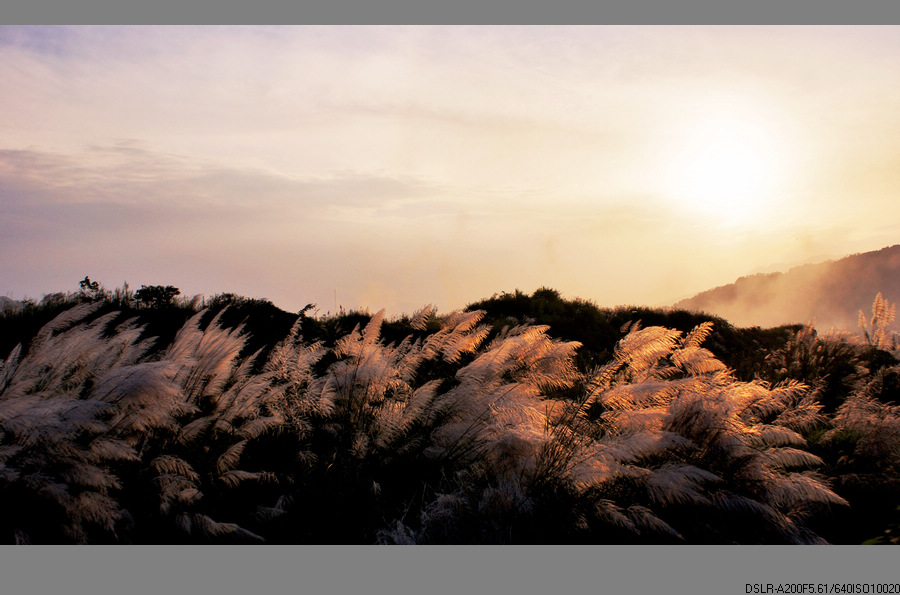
[674,245,900,331]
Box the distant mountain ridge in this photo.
[674,244,900,330]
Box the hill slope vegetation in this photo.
[675,245,900,331]
[1,283,900,544]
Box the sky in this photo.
[2,25,900,316]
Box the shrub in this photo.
[134,285,181,309]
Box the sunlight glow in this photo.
[2,26,898,314]
[663,113,786,224]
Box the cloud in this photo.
[0,144,441,211]
[4,27,900,314]
[0,139,693,311]
[0,142,449,284]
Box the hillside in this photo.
[674,245,900,331]
[3,284,900,544]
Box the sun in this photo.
[662,113,786,224]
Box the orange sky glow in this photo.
[2,26,900,316]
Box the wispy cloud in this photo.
[3,26,900,314]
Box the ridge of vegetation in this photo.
[1,280,899,543]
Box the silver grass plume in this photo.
[0,305,151,542]
[535,324,845,543]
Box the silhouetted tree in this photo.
[134,285,181,309]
